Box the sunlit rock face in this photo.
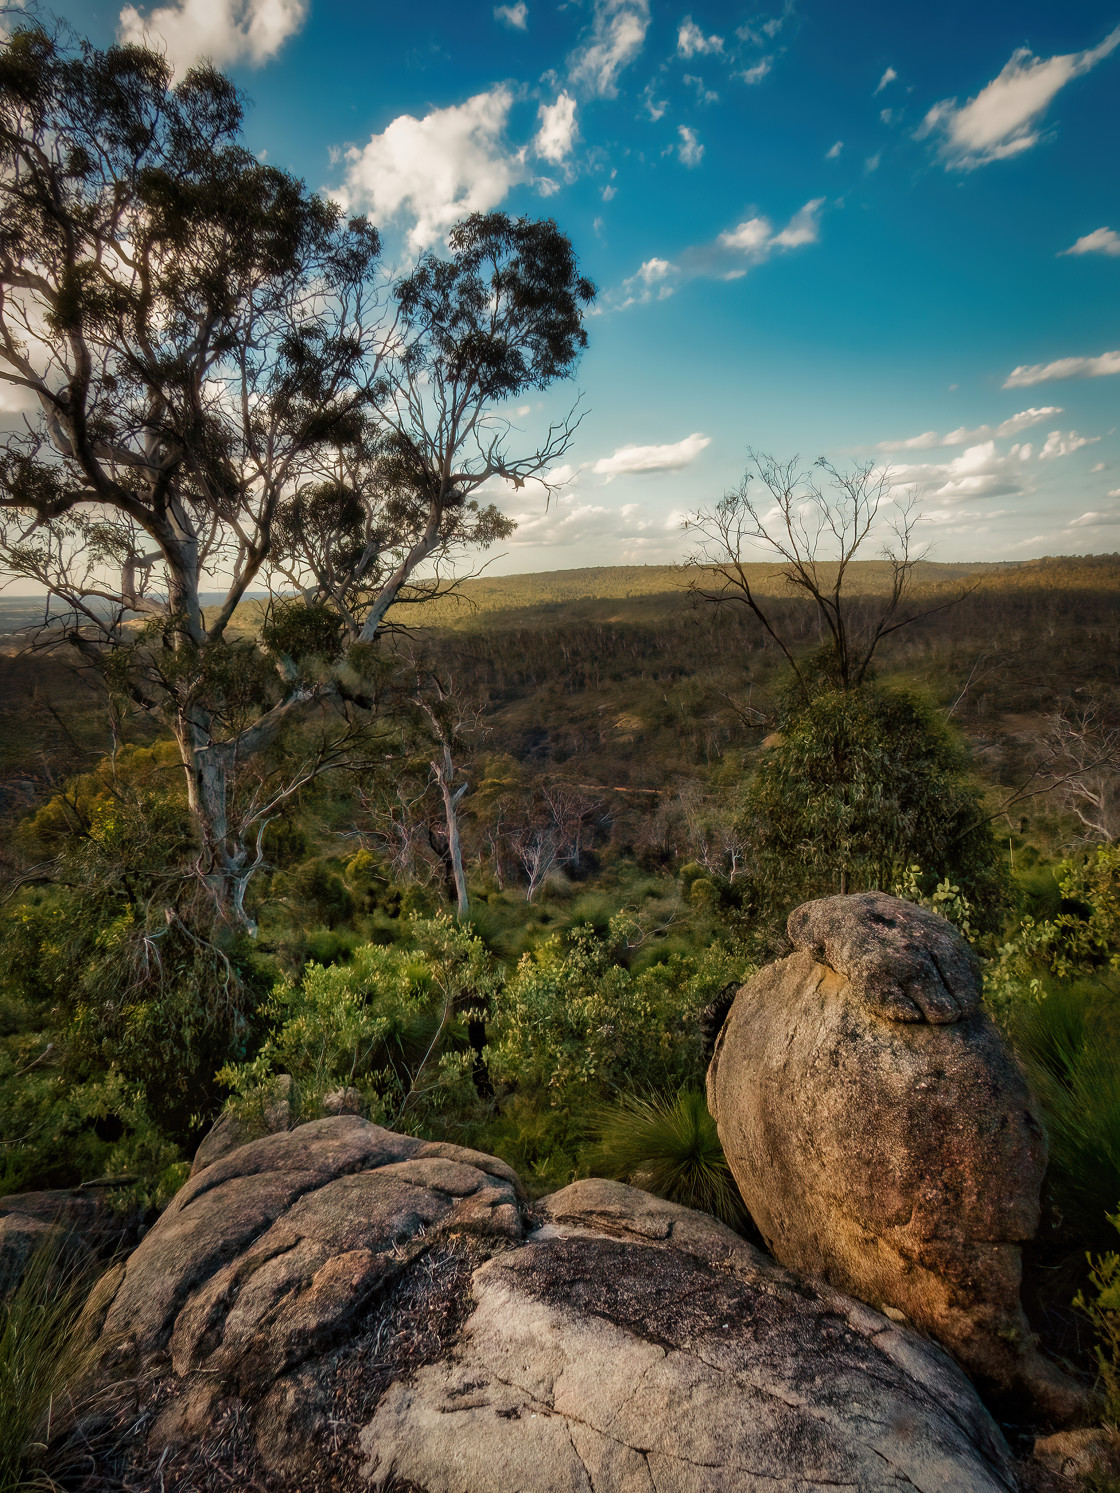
[707,890,1081,1423]
[360,1179,1017,1493]
[84,1117,1017,1491]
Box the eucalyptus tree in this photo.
[0,24,594,927]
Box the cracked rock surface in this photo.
[87,1122,1017,1490]
[92,1115,524,1383]
[360,1179,1017,1493]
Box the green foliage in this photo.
[584,1088,746,1229]
[218,915,495,1129]
[486,917,747,1104]
[1010,984,1120,1248]
[991,849,1120,1248]
[893,866,979,942]
[740,684,1003,921]
[0,1236,100,1492]
[1076,1212,1120,1427]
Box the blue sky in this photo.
[55,0,1120,570]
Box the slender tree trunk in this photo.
[174,710,258,930]
[432,743,469,918]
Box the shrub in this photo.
[1008,982,1120,1250]
[740,684,1005,924]
[583,1088,747,1229]
[1075,1209,1120,1426]
[990,847,1120,1248]
[486,917,748,1105]
[219,915,494,1130]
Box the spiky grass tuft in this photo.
[584,1087,748,1230]
[0,1235,101,1492]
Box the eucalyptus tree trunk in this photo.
[432,741,470,919]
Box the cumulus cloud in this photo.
[875,407,1063,451]
[569,0,650,98]
[118,0,307,71]
[593,431,711,477]
[494,2,528,28]
[336,88,530,254]
[825,140,843,159]
[1038,429,1099,459]
[1061,226,1120,258]
[884,440,1034,502]
[916,26,1120,170]
[677,16,723,57]
[717,198,824,266]
[677,125,704,166]
[534,93,578,163]
[1004,350,1120,387]
[874,66,897,94]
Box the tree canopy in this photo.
[0,23,595,927]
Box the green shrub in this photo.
[987,846,1120,1247]
[486,917,747,1105]
[219,915,494,1130]
[740,684,1005,924]
[583,1088,747,1229]
[1076,1209,1120,1429]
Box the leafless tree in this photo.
[686,451,973,699]
[1046,695,1120,843]
[506,782,602,901]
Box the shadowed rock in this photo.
[708,890,1083,1423]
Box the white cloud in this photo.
[638,257,674,283]
[1067,510,1120,528]
[772,198,823,248]
[876,407,1063,451]
[0,382,37,416]
[337,88,527,254]
[494,2,528,28]
[864,151,881,172]
[884,440,1033,502]
[677,16,723,57]
[739,56,773,84]
[118,0,306,71]
[875,66,897,94]
[1037,429,1099,459]
[569,0,650,98]
[593,431,711,477]
[1061,226,1120,258]
[717,199,823,266]
[825,140,843,159]
[917,26,1120,170]
[613,197,823,308]
[601,183,617,201]
[677,125,704,167]
[876,431,942,453]
[1004,350,1120,388]
[534,93,578,163]
[683,73,719,105]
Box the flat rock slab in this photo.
[360,1179,1017,1493]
